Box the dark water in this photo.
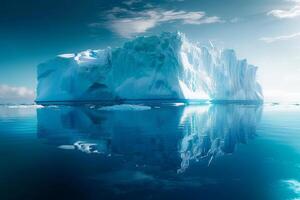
[1,103,300,200]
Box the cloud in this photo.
[268,0,300,18]
[0,84,35,104]
[123,0,142,6]
[230,17,242,23]
[92,6,222,38]
[260,32,300,43]
[107,8,221,38]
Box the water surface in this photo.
[0,103,300,200]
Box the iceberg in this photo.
[36,32,263,102]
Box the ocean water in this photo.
[0,103,300,200]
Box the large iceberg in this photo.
[36,32,263,102]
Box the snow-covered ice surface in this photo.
[98,104,151,111]
[36,32,263,102]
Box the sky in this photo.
[0,0,299,103]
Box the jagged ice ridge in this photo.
[36,32,263,102]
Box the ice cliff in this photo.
[36,32,263,102]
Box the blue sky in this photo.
[0,0,299,102]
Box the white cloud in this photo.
[268,0,300,18]
[230,17,242,23]
[102,8,222,38]
[123,0,142,6]
[260,32,300,43]
[0,84,35,104]
[144,3,154,8]
[109,17,157,38]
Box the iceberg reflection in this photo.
[37,104,262,172]
[178,104,262,172]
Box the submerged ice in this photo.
[36,32,263,102]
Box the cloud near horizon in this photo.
[260,32,300,43]
[268,0,300,18]
[0,84,35,104]
[90,4,222,38]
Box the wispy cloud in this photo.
[260,32,300,43]
[268,0,300,18]
[91,5,222,38]
[109,9,221,38]
[229,17,242,23]
[123,0,142,6]
[0,84,35,104]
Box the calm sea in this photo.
[0,103,300,200]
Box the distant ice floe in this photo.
[7,104,44,109]
[98,104,151,111]
[264,103,300,112]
